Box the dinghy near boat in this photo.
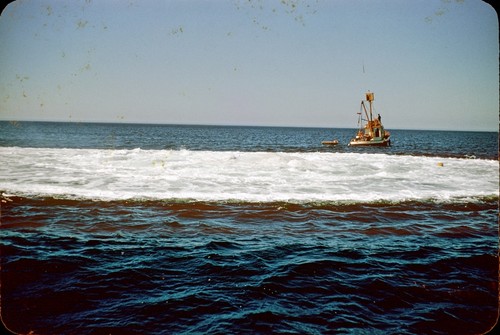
[349,91,391,147]
[321,139,339,146]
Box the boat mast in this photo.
[366,91,374,122]
[361,101,370,125]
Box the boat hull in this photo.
[348,137,391,147]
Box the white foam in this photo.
[0,147,497,202]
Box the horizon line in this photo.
[0,118,498,133]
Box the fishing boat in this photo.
[349,91,391,147]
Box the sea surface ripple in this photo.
[0,122,498,334]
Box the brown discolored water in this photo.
[1,197,498,334]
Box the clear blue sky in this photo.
[0,0,498,131]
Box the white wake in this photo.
[0,147,497,202]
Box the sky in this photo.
[0,0,498,131]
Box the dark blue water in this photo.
[1,121,498,334]
[0,121,497,159]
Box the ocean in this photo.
[0,121,498,334]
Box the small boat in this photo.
[348,91,391,147]
[321,139,339,146]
